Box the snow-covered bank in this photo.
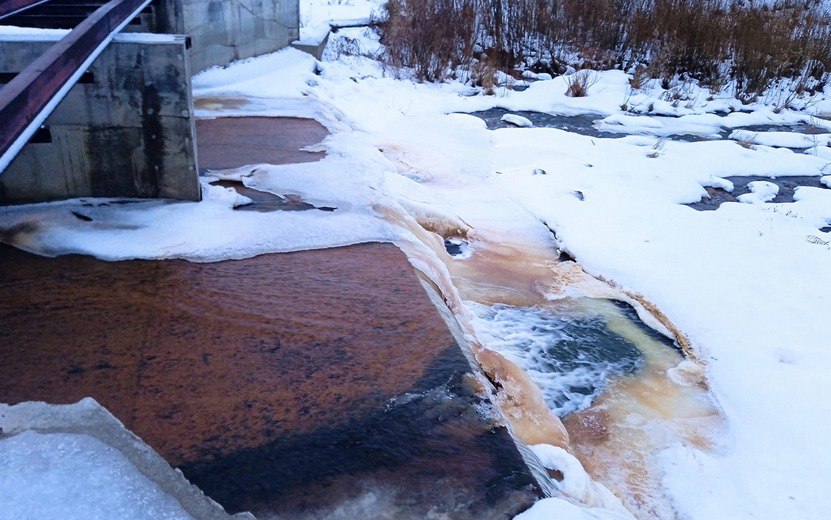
[0,158,404,262]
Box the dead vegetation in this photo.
[565,69,598,97]
[379,0,831,100]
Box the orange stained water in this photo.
[387,204,725,519]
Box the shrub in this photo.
[379,0,477,81]
[565,70,598,97]
[380,0,831,100]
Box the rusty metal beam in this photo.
[0,0,51,19]
[0,0,152,174]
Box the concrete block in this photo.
[0,33,200,203]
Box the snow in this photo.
[737,180,779,204]
[3,13,831,520]
[730,129,831,148]
[298,0,382,43]
[0,169,404,261]
[521,71,553,82]
[0,431,192,520]
[515,498,632,520]
[0,24,69,40]
[529,444,631,515]
[501,113,534,128]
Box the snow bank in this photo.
[737,180,779,204]
[515,498,632,520]
[299,0,382,42]
[529,444,631,515]
[730,129,831,148]
[501,113,534,128]
[0,133,409,261]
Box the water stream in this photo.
[390,209,725,518]
[468,107,829,146]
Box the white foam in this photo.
[466,302,645,416]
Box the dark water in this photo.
[467,108,829,146]
[466,108,616,138]
[211,180,336,213]
[687,175,829,211]
[444,237,470,257]
[471,300,673,416]
[466,108,711,141]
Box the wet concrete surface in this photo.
[687,175,829,211]
[196,117,329,171]
[0,243,541,518]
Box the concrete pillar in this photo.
[0,33,200,203]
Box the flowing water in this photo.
[0,243,542,519]
[687,175,829,211]
[468,107,828,146]
[387,206,725,518]
[467,300,649,417]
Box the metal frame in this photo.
[0,0,51,19]
[0,0,152,174]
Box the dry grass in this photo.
[735,133,757,149]
[380,0,831,99]
[629,66,650,90]
[565,70,598,97]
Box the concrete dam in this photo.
[0,0,299,203]
[0,2,550,518]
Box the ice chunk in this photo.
[0,431,193,520]
[737,180,779,204]
[514,497,633,520]
[529,444,632,515]
[521,71,553,81]
[501,113,534,128]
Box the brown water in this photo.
[0,243,542,519]
[196,117,328,172]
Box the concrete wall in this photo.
[0,34,200,203]
[152,0,299,72]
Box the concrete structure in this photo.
[0,33,200,203]
[0,0,299,203]
[151,0,300,73]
